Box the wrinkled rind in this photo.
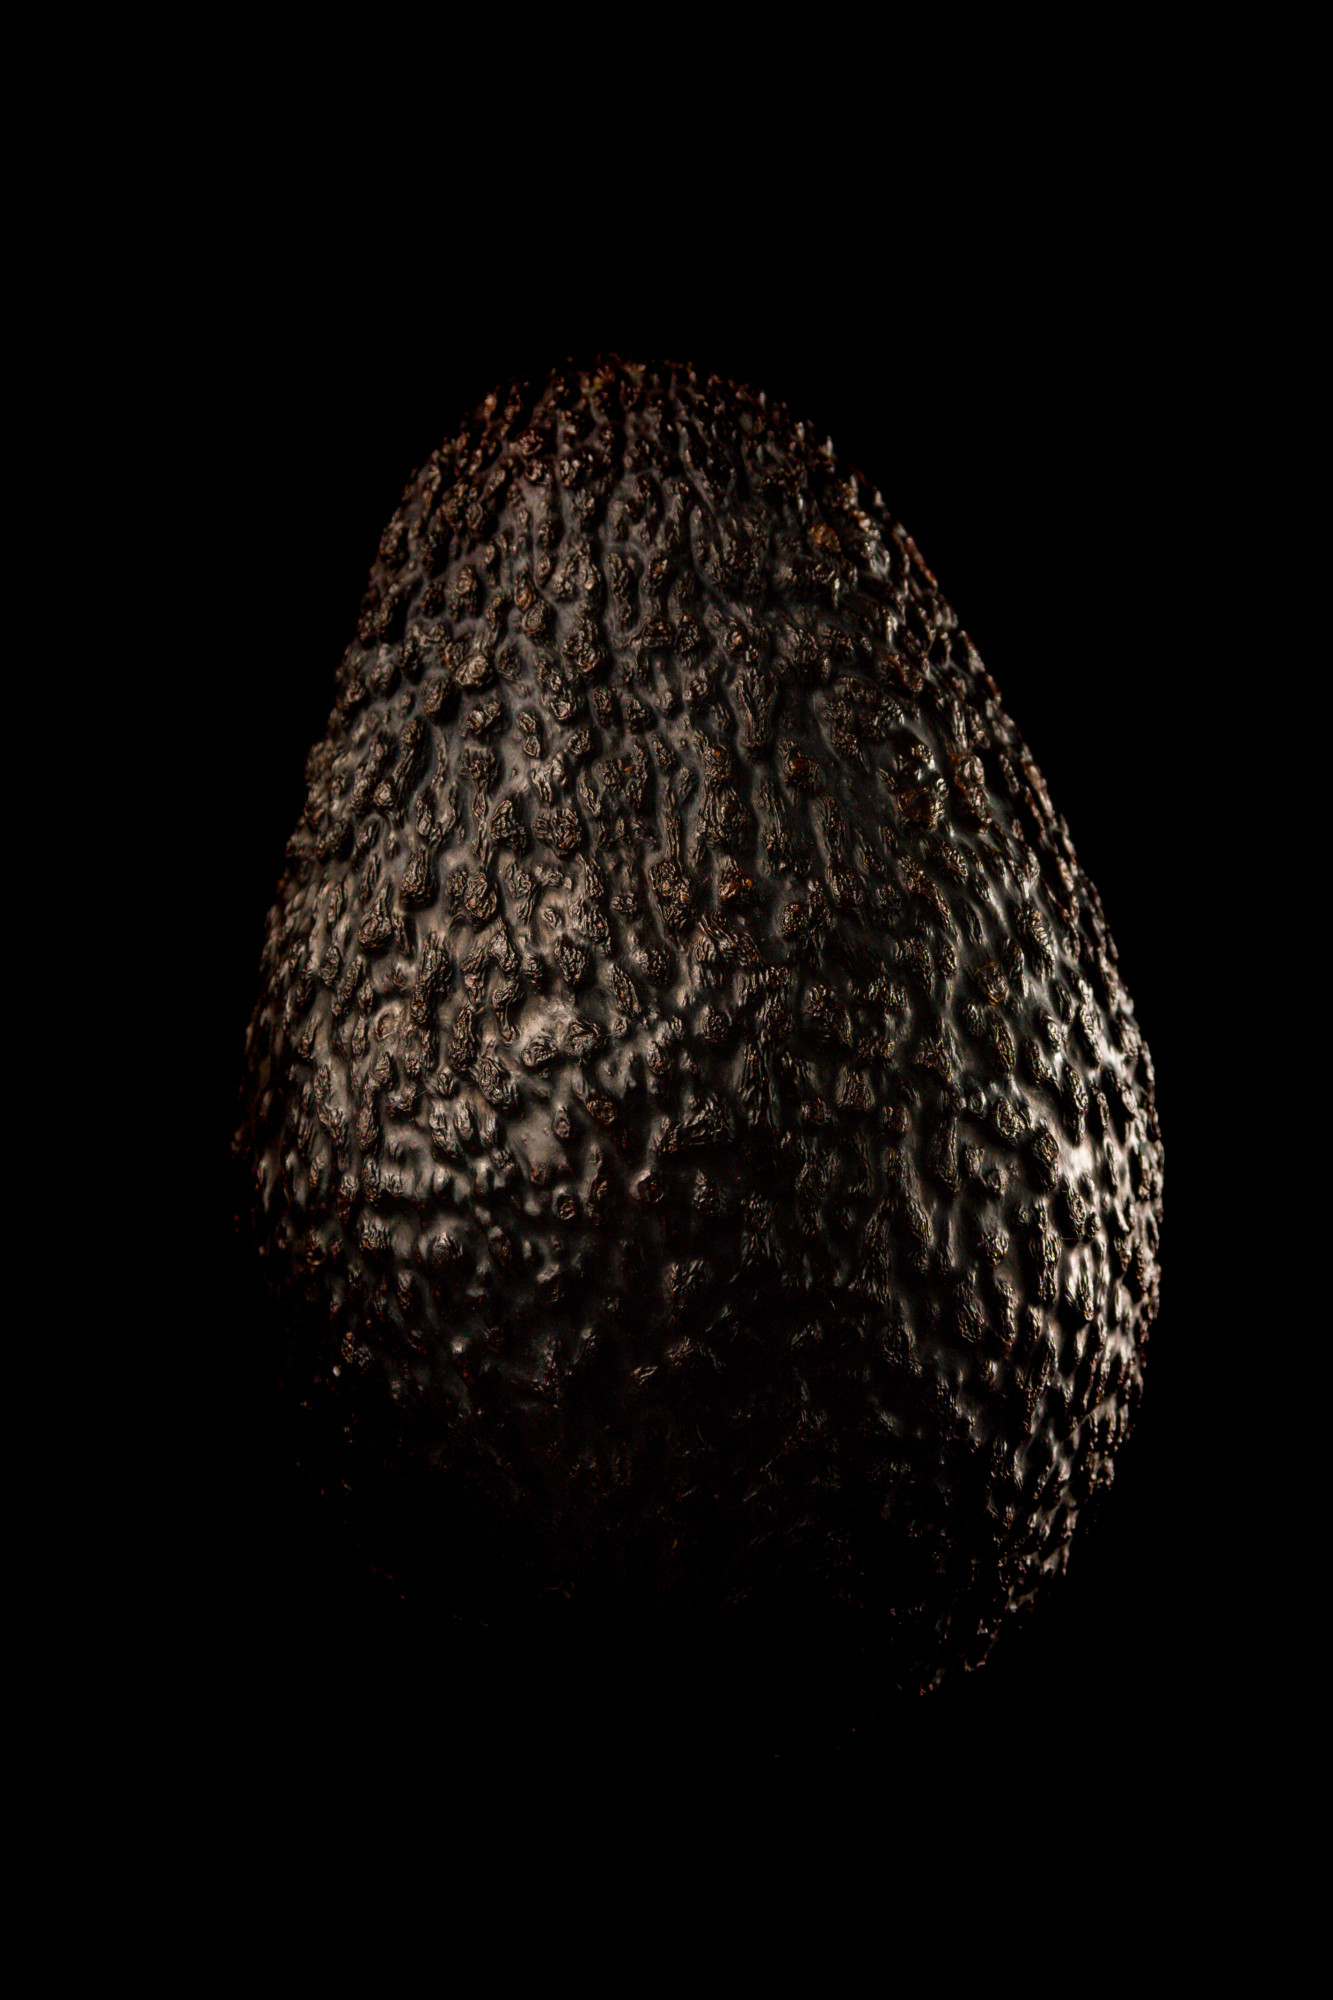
[237,357,1162,1690]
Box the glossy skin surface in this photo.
[237,358,1162,1689]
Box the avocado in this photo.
[236,356,1162,1692]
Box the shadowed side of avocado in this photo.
[236,356,1162,1693]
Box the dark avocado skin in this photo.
[237,357,1162,1692]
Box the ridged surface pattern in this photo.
[237,358,1163,1689]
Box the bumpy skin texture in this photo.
[238,358,1162,1689]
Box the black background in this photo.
[191,194,1229,1833]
